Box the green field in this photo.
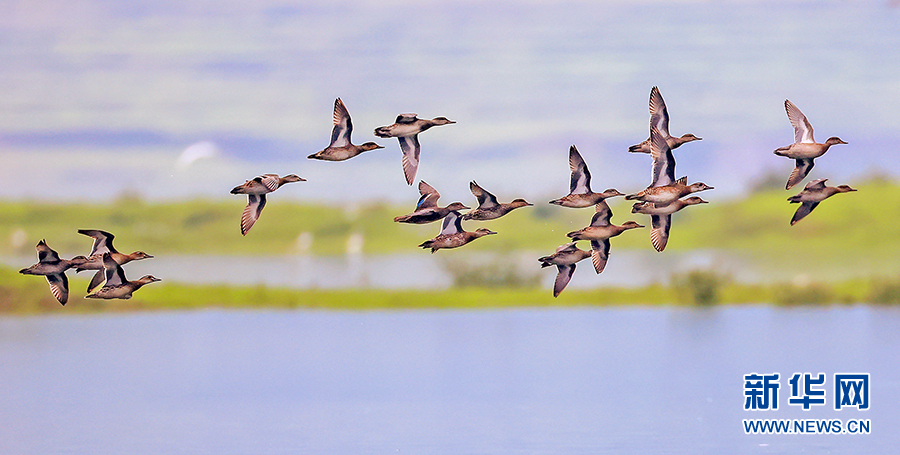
[2,179,897,264]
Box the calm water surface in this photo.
[1,305,897,454]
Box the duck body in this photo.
[231,174,305,235]
[625,177,713,207]
[565,201,644,273]
[538,242,592,297]
[631,197,708,252]
[375,114,455,185]
[628,86,701,154]
[85,252,161,300]
[18,239,85,305]
[774,100,847,189]
[463,181,532,220]
[308,98,384,161]
[418,211,496,253]
[550,145,623,208]
[787,179,856,225]
[394,180,469,224]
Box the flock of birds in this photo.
[19,87,855,303]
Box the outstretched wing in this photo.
[804,178,828,191]
[258,174,281,192]
[78,229,118,256]
[553,264,576,297]
[650,125,676,188]
[399,135,421,185]
[568,145,592,194]
[650,214,671,252]
[439,210,463,236]
[589,239,610,274]
[45,273,68,305]
[329,98,353,148]
[469,181,499,209]
[36,240,61,263]
[241,194,267,235]
[790,201,820,226]
[396,113,418,124]
[102,252,127,288]
[415,180,441,210]
[785,100,815,144]
[786,158,814,190]
[649,86,670,138]
[589,200,613,227]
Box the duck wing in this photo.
[329,98,353,148]
[553,264,576,297]
[650,214,671,252]
[102,252,127,288]
[36,240,61,263]
[649,86,671,138]
[790,201,820,225]
[568,145,592,194]
[396,113,418,124]
[786,158,815,190]
[241,193,267,236]
[804,178,828,191]
[589,239,610,274]
[45,273,68,305]
[469,181,499,209]
[415,180,441,210]
[439,210,463,236]
[785,100,815,144]
[649,125,676,188]
[87,270,106,294]
[78,229,118,256]
[589,200,613,227]
[399,135,421,185]
[258,174,282,192]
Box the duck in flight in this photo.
[418,210,496,253]
[74,229,153,293]
[566,201,644,273]
[374,113,455,185]
[463,181,532,221]
[308,98,384,161]
[231,174,305,235]
[774,100,847,190]
[538,242,592,297]
[787,178,856,225]
[549,145,623,208]
[85,252,161,300]
[19,239,85,305]
[628,86,701,154]
[394,180,469,224]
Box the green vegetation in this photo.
[2,180,898,266]
[1,264,892,315]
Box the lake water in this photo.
[1,305,897,454]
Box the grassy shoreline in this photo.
[4,265,897,315]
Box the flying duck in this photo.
[418,210,496,253]
[231,173,305,235]
[628,86,701,154]
[787,178,856,225]
[85,252,161,300]
[374,113,455,185]
[74,229,153,293]
[538,242,592,297]
[19,240,86,305]
[566,201,644,273]
[462,181,532,221]
[774,100,847,190]
[308,98,384,161]
[393,180,469,224]
[549,145,624,208]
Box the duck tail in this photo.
[773,146,790,156]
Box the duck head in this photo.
[473,228,497,237]
[825,137,848,146]
[130,251,154,260]
[431,117,456,125]
[138,275,162,284]
[281,174,307,183]
[680,133,702,142]
[446,202,470,211]
[510,198,533,208]
[360,142,385,151]
[836,185,857,193]
[689,182,714,193]
[602,189,624,198]
[682,196,709,206]
[621,221,645,229]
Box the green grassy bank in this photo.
[4,266,899,315]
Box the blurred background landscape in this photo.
[3,0,900,310]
